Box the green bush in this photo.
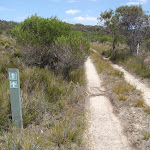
[89,34,113,42]
[103,47,150,79]
[0,79,11,130]
[0,20,17,35]
[13,15,71,45]
[13,16,90,76]
[0,33,86,149]
[99,35,113,43]
[54,33,90,75]
[145,39,150,52]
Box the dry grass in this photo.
[144,106,150,114]
[113,81,135,95]
[93,42,150,80]
[90,42,111,53]
[91,52,124,78]
[0,34,86,149]
[134,99,144,107]
[119,95,128,101]
[90,48,150,149]
[143,132,150,141]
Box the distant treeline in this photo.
[0,19,111,43]
[71,23,112,42]
[0,20,18,34]
[71,23,106,34]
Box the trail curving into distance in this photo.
[111,63,150,107]
[91,48,150,107]
[85,57,130,150]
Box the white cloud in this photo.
[0,6,15,11]
[126,0,147,5]
[65,15,97,25]
[65,9,80,15]
[15,14,31,22]
[126,1,141,5]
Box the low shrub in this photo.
[54,33,90,75]
[91,52,124,78]
[13,15,71,45]
[113,81,135,95]
[145,38,150,52]
[99,35,113,43]
[90,35,113,43]
[143,132,150,140]
[96,43,150,80]
[144,107,150,114]
[13,15,90,77]
[135,99,144,107]
[119,95,128,101]
[91,42,111,54]
[0,29,86,149]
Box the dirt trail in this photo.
[111,63,150,107]
[85,57,130,150]
[91,48,150,107]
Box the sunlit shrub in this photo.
[13,15,71,45]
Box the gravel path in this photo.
[85,57,130,150]
[111,63,150,107]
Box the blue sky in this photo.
[0,0,149,25]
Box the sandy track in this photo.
[91,48,150,107]
[85,57,130,150]
[111,63,150,107]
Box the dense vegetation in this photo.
[91,5,150,81]
[71,23,113,43]
[0,4,150,149]
[0,20,17,34]
[0,16,89,149]
[13,15,90,76]
[99,5,149,53]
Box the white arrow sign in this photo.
[10,81,18,88]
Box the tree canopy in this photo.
[13,15,71,45]
[99,5,150,54]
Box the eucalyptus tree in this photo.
[115,5,149,54]
[99,5,149,54]
[99,9,120,50]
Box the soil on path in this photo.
[85,57,130,150]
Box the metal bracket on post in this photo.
[8,68,23,128]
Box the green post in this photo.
[8,68,23,128]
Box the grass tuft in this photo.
[90,42,111,53]
[0,34,86,149]
[119,95,128,101]
[143,132,150,140]
[91,52,124,78]
[145,107,150,114]
[135,99,144,107]
[113,81,135,95]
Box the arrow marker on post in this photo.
[10,81,18,88]
[8,69,23,128]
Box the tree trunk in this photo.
[112,38,117,50]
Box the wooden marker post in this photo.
[8,68,23,128]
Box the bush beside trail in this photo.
[13,15,90,77]
[12,15,71,45]
[0,16,88,148]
